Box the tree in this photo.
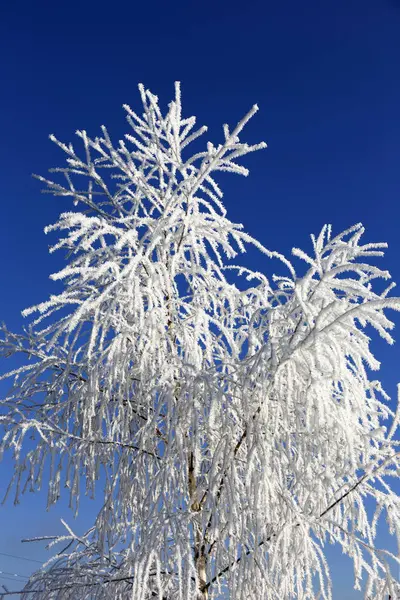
[1,83,400,600]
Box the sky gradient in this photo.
[0,0,400,597]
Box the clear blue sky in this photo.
[0,0,400,597]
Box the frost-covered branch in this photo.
[1,84,400,599]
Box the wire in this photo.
[0,575,27,583]
[0,571,28,580]
[0,552,42,565]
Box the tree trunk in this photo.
[189,451,208,599]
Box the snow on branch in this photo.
[1,84,400,599]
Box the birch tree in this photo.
[1,83,400,599]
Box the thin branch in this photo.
[203,450,400,592]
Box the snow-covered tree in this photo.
[1,83,400,599]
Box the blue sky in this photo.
[0,0,400,596]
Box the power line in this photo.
[0,552,42,565]
[0,571,28,580]
[0,575,27,584]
